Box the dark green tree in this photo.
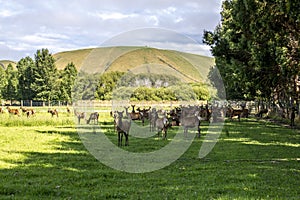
[0,66,6,100]
[16,56,35,100]
[203,0,300,104]
[95,71,124,100]
[31,49,58,101]
[60,62,78,102]
[3,64,18,102]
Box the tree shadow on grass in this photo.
[0,119,300,199]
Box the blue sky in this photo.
[0,0,222,61]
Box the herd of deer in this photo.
[111,103,270,146]
[1,103,269,146]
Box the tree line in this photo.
[0,48,210,103]
[0,49,77,103]
[204,0,300,110]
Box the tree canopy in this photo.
[204,0,300,106]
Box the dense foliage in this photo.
[0,49,78,102]
[1,49,210,102]
[204,0,300,106]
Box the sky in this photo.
[0,0,222,61]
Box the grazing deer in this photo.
[26,109,36,118]
[116,111,131,146]
[20,107,35,118]
[48,108,58,117]
[87,112,99,124]
[6,106,20,116]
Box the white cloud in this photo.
[0,0,222,61]
[90,12,138,20]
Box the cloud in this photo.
[90,12,138,20]
[0,0,222,61]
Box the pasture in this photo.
[0,106,299,199]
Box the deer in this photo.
[87,112,99,125]
[20,107,35,118]
[116,111,131,146]
[48,108,58,117]
[75,111,86,124]
[256,108,268,118]
[180,106,201,138]
[6,106,20,116]
[227,106,243,122]
[155,112,171,139]
[124,106,144,125]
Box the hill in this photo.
[53,46,215,83]
[0,60,17,70]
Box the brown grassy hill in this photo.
[53,46,215,83]
[0,60,17,70]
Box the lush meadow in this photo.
[0,107,299,199]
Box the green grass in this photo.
[0,112,299,199]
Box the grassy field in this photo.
[0,108,299,199]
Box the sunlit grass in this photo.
[0,113,299,199]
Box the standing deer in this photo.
[116,111,131,146]
[180,106,201,138]
[75,111,86,124]
[124,106,144,125]
[155,113,171,139]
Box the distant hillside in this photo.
[53,46,215,83]
[0,60,17,70]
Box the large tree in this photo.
[204,0,300,104]
[0,66,6,100]
[31,49,58,101]
[60,62,78,102]
[17,56,35,100]
[3,64,18,102]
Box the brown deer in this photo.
[124,106,144,125]
[256,109,268,118]
[227,106,243,122]
[48,108,58,117]
[6,106,20,116]
[20,107,35,118]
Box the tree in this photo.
[3,64,18,102]
[60,62,78,102]
[203,0,300,105]
[95,71,124,100]
[31,49,58,101]
[17,56,35,100]
[0,66,6,100]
